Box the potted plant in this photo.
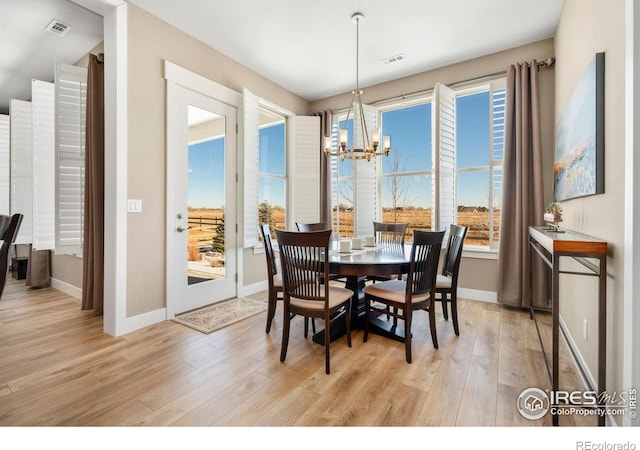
[544,202,563,222]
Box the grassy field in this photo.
[187,207,499,249]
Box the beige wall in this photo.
[554,0,625,411]
[311,39,556,294]
[126,5,309,316]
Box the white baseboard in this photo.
[50,278,82,300]
[124,307,168,334]
[558,315,617,426]
[239,280,268,298]
[458,287,497,303]
[558,315,598,389]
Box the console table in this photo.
[528,226,607,426]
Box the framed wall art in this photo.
[553,52,605,202]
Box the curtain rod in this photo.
[94,52,104,64]
[373,56,555,105]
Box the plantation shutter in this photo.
[490,79,506,249]
[0,115,9,215]
[354,103,378,238]
[243,88,259,247]
[432,82,456,237]
[329,122,339,230]
[55,63,87,256]
[32,80,56,250]
[10,99,33,245]
[291,115,320,226]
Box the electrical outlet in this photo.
[583,319,588,341]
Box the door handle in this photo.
[176,226,190,232]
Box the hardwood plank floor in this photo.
[0,277,595,427]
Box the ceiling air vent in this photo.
[380,54,405,66]
[45,19,71,36]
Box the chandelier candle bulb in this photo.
[340,129,348,147]
[325,136,331,152]
[373,128,380,145]
[384,135,391,150]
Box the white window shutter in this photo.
[243,88,259,247]
[32,80,56,250]
[354,103,378,237]
[55,63,87,256]
[10,99,33,245]
[291,115,320,225]
[432,83,456,236]
[0,115,9,215]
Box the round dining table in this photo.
[312,242,412,345]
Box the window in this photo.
[380,102,432,242]
[243,88,320,247]
[258,107,287,233]
[328,78,505,250]
[454,80,505,249]
[329,103,378,238]
[330,117,354,238]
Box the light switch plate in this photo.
[128,199,142,212]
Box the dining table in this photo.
[311,241,412,345]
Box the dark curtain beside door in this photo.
[81,53,105,314]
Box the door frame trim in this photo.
[164,61,242,318]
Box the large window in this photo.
[258,107,286,232]
[455,81,505,249]
[380,102,432,241]
[331,117,354,238]
[328,78,505,250]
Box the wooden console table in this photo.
[528,226,607,426]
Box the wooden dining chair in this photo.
[373,221,407,247]
[259,223,283,333]
[0,214,24,300]
[295,222,328,232]
[275,228,353,374]
[363,229,445,363]
[436,224,468,336]
[367,221,408,284]
[296,221,345,284]
[260,223,317,337]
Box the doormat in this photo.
[173,297,267,334]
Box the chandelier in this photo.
[324,13,391,161]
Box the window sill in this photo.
[462,247,498,260]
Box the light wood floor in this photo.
[0,277,594,426]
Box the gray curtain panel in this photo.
[26,246,50,288]
[81,53,105,314]
[497,61,547,309]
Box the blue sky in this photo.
[188,138,225,209]
[189,92,496,210]
[377,92,492,208]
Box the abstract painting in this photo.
[553,52,605,202]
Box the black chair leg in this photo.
[451,294,460,336]
[363,296,370,343]
[441,293,449,320]
[429,304,438,349]
[266,294,276,333]
[280,312,291,362]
